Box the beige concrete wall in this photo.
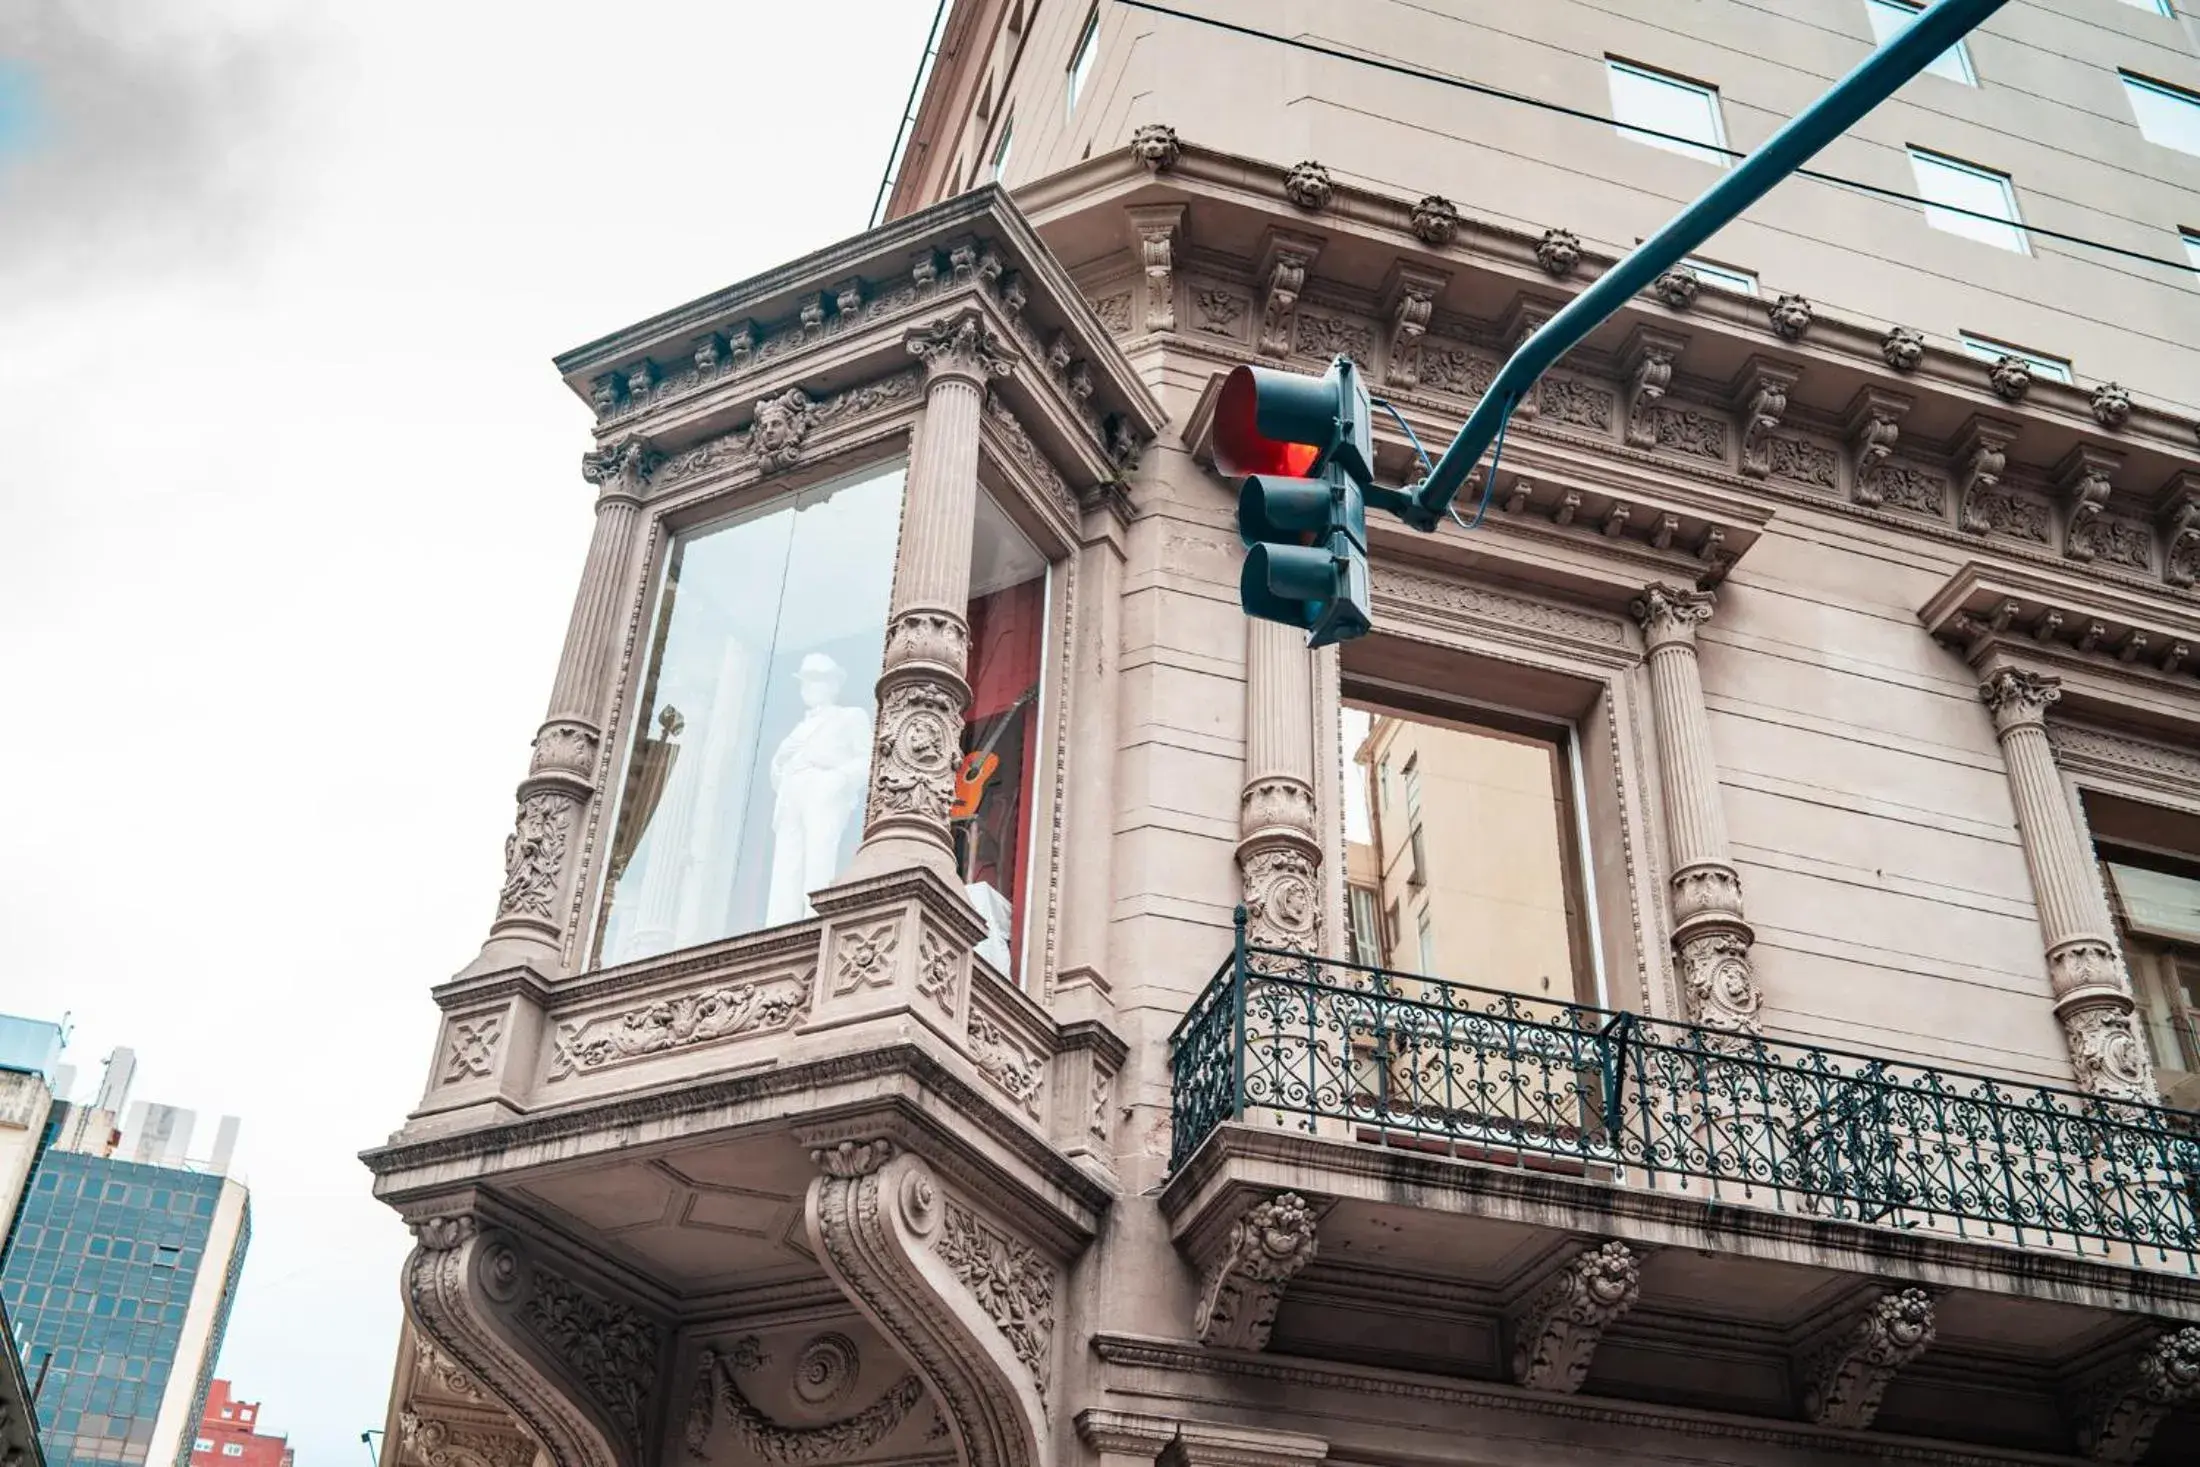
[147,1179,249,1467]
[984,0,2200,408]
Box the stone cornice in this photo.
[1159,1124,2200,1318]
[1088,1333,2090,1467]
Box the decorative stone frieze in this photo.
[1650,266,1699,310]
[1732,360,1799,479]
[803,1139,1051,1467]
[2055,446,2122,565]
[399,1411,538,1467]
[1255,233,1322,360]
[404,1213,662,1467]
[1800,1289,1936,1430]
[1881,325,1924,372]
[1844,386,1912,509]
[1282,161,1332,212]
[684,1343,924,1464]
[1975,668,2156,1103]
[1126,204,1184,334]
[1620,328,1685,449]
[1768,293,1813,342]
[1381,266,1447,391]
[1192,1193,1319,1352]
[1510,1242,1641,1394]
[1409,194,1459,246]
[1633,584,1763,1034]
[1534,228,1581,279]
[2074,1327,2200,1464]
[1130,123,1180,173]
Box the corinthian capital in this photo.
[1631,583,1715,650]
[906,310,1017,388]
[579,436,659,499]
[1978,667,2060,734]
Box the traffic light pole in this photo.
[1402,0,2011,532]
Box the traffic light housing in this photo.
[1214,356,1375,648]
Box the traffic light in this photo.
[1214,355,1376,648]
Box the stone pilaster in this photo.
[1056,487,1130,1009]
[847,309,1016,886]
[466,436,654,979]
[1977,669,2157,1102]
[1632,584,1762,1034]
[1238,619,1323,963]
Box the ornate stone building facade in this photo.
[369,4,2200,1466]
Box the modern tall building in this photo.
[2,1041,250,1467]
[369,5,2200,1467]
[188,1380,292,1467]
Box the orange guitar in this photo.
[951,689,1036,819]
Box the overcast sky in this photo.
[0,2,937,1462]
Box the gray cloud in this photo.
[0,0,316,288]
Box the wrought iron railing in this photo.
[1169,911,2200,1271]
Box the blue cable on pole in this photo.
[1448,399,1513,535]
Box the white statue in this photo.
[765,653,873,925]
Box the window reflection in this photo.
[595,464,904,965]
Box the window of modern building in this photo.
[2117,0,2175,17]
[2124,72,2200,155]
[1606,59,1729,167]
[1908,148,2027,252]
[2185,229,2200,280]
[1958,332,2073,382]
[990,115,1014,182]
[1680,256,1759,295]
[1067,9,1098,116]
[223,1445,244,1457]
[193,1441,212,1453]
[1864,0,1976,85]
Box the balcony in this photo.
[1157,914,2200,1460]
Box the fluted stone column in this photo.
[1238,619,1323,962]
[1978,668,2157,1102]
[1055,488,1129,1007]
[465,436,653,978]
[846,309,1016,886]
[1633,584,1762,1034]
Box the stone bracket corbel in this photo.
[2056,445,2124,564]
[1379,263,1449,390]
[1508,1241,1642,1393]
[1954,415,2022,536]
[802,1136,1055,1467]
[401,1209,663,1467]
[1189,1191,1321,1352]
[1729,357,1801,479]
[2072,1326,2200,1464]
[2156,470,2200,588]
[1254,230,1324,360]
[1798,1287,1937,1430]
[1125,204,1185,335]
[1619,326,1689,449]
[1498,297,1562,420]
[1843,386,1913,508]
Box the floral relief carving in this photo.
[412,1340,487,1403]
[530,721,598,779]
[1978,667,2059,733]
[1678,930,1763,1036]
[1378,568,1627,646]
[1800,1289,1936,1430]
[1539,377,1613,431]
[520,1269,660,1457]
[885,609,971,672]
[1875,465,1947,518]
[1194,288,1245,336]
[1417,343,1495,398]
[654,372,921,488]
[1294,311,1373,366]
[916,925,958,1017]
[1240,846,1323,963]
[1512,1242,1640,1394]
[935,1198,1057,1394]
[2087,519,2153,572]
[867,681,962,827]
[1090,293,1131,335]
[549,968,812,1078]
[983,394,1074,516]
[1194,1192,1319,1352]
[966,1010,1044,1117]
[1131,209,1179,333]
[684,1344,925,1464]
[1631,582,1715,650]
[2061,999,2157,1104]
[1650,406,1727,461]
[907,311,1017,386]
[400,1414,536,1467]
[1765,436,1837,489]
[443,1017,500,1083]
[1965,489,2051,543]
[832,923,900,996]
[497,793,574,924]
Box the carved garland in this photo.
[683,1345,925,1464]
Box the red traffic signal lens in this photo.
[1214,365,1324,479]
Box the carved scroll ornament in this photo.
[683,1344,925,1464]
[1800,1288,1936,1430]
[1511,1241,1640,1393]
[1193,1192,1319,1352]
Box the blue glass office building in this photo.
[1,1152,249,1467]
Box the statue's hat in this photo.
[795,652,842,682]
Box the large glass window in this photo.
[595,464,905,965]
[2125,72,2200,155]
[2090,792,2200,1107]
[2184,229,2200,279]
[1909,148,2027,252]
[1606,59,1729,167]
[1067,10,1099,116]
[1958,332,2072,382]
[1864,0,1976,86]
